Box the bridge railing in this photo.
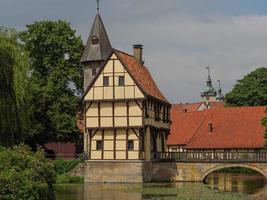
[153,152,267,162]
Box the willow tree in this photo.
[0,27,30,147]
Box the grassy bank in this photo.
[53,158,84,184]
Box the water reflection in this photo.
[205,172,266,194]
[55,174,267,200]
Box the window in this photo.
[118,76,125,86]
[91,35,99,45]
[96,140,103,150]
[92,68,96,76]
[128,140,134,151]
[103,76,109,86]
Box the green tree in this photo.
[0,27,30,147]
[225,67,267,106]
[20,21,84,146]
[0,144,56,200]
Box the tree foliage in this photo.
[20,21,84,145]
[225,67,267,106]
[0,144,56,200]
[0,27,30,147]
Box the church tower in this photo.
[81,7,112,91]
[216,80,225,102]
[200,67,217,102]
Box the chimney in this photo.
[133,44,144,64]
[182,108,188,113]
[208,122,213,133]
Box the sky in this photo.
[1,0,267,103]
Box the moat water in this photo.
[55,172,267,200]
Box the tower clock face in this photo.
[91,35,99,45]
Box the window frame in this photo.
[96,140,103,151]
[103,76,109,87]
[118,76,125,86]
[127,140,134,151]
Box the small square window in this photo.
[103,76,109,86]
[128,140,134,151]
[96,140,103,150]
[92,68,96,76]
[118,76,125,86]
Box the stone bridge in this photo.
[84,152,267,183]
[151,152,267,182]
[152,162,267,182]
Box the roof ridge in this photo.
[113,48,150,69]
[113,48,135,59]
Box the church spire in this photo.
[81,4,112,91]
[80,7,112,63]
[200,67,217,102]
[216,80,225,101]
[206,67,212,88]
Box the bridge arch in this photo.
[201,163,267,182]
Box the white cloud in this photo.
[104,14,267,103]
[1,0,267,103]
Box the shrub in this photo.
[54,158,81,174]
[55,174,84,184]
[0,144,56,200]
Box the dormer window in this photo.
[91,35,99,45]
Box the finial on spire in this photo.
[206,67,211,76]
[97,0,100,12]
[217,80,221,89]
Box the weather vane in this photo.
[97,0,100,11]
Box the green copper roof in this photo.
[201,74,217,97]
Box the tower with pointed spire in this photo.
[81,2,112,91]
[216,80,225,102]
[200,67,217,102]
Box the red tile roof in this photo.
[168,105,207,145]
[168,106,266,149]
[173,102,224,113]
[114,49,169,104]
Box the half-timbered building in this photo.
[81,11,171,182]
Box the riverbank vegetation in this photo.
[0,145,56,200]
[54,158,84,184]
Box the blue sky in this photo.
[1,0,267,103]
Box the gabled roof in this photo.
[82,49,169,104]
[168,106,266,149]
[114,49,169,104]
[81,13,112,63]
